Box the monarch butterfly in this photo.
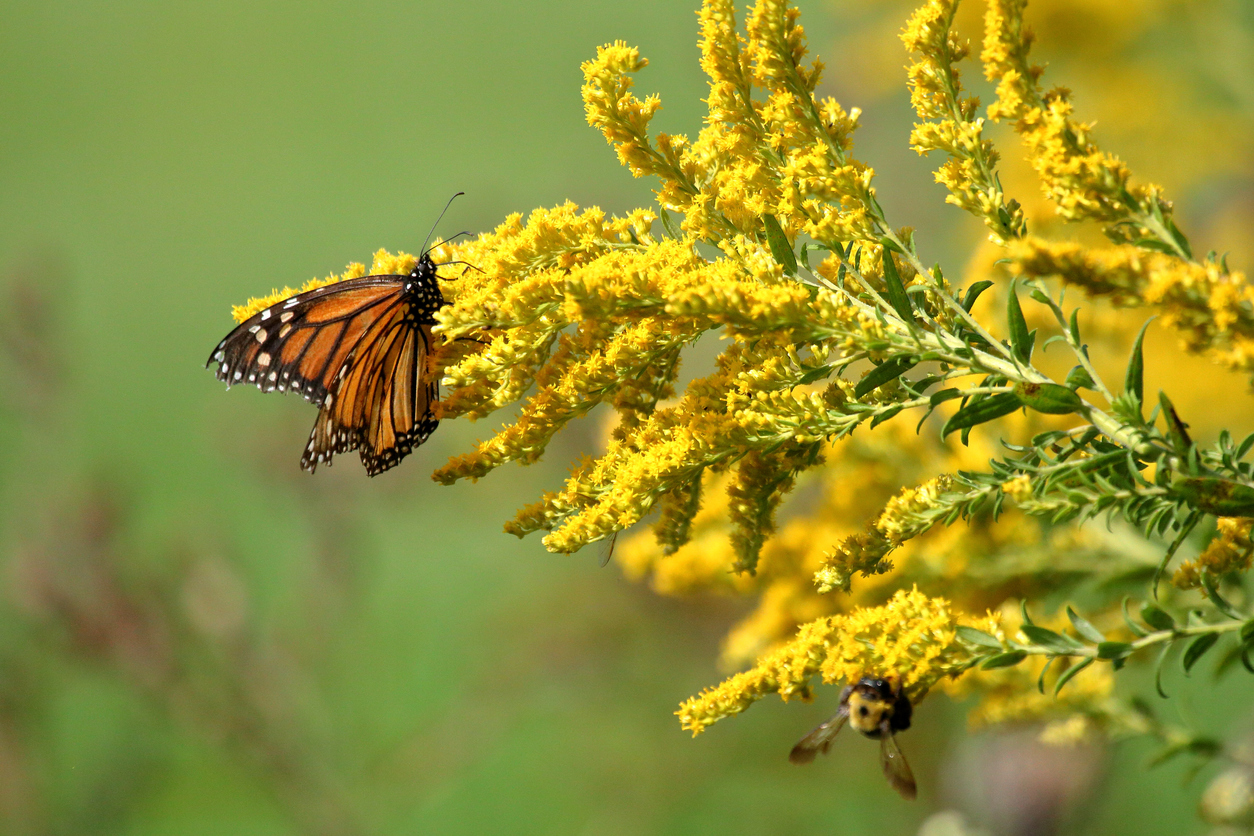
[207,199,465,475]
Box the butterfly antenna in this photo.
[430,230,473,251]
[421,192,465,256]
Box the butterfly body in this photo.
[207,253,445,476]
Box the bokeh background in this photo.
[2,1,1252,834]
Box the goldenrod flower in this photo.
[1173,518,1254,590]
[677,588,993,735]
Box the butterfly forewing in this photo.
[207,277,403,407]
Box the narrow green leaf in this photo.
[981,650,1027,669]
[1154,642,1172,698]
[1182,633,1220,674]
[1064,365,1095,391]
[1096,641,1133,660]
[880,250,914,321]
[762,214,798,276]
[1036,655,1057,693]
[1235,432,1254,462]
[1199,572,1243,620]
[1122,597,1150,637]
[1020,600,1035,627]
[855,355,917,398]
[659,207,681,240]
[1021,625,1083,654]
[962,280,994,312]
[799,242,815,273]
[869,405,902,428]
[1013,382,1084,415]
[1067,606,1106,643]
[929,388,963,406]
[1124,318,1153,405]
[1158,391,1192,455]
[796,365,833,385]
[941,393,1020,438]
[1141,603,1176,632]
[1054,658,1094,695]
[1007,284,1031,362]
[956,626,1003,649]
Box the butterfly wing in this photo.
[301,304,438,475]
[207,276,406,408]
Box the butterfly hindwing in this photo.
[299,304,439,475]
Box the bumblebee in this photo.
[788,677,917,800]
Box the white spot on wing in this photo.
[261,309,271,320]
[257,352,271,367]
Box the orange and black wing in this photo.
[206,276,406,408]
[301,304,438,475]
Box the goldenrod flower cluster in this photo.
[1012,237,1254,375]
[1173,518,1254,591]
[225,0,1254,791]
[677,588,996,735]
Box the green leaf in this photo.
[981,650,1027,669]
[1124,318,1153,406]
[1013,382,1084,415]
[962,280,994,312]
[1240,620,1254,644]
[880,250,914,321]
[1199,572,1243,621]
[799,242,815,273]
[929,388,963,406]
[1054,657,1094,695]
[1064,365,1095,391]
[1067,606,1106,643]
[956,626,1003,649]
[659,207,681,240]
[1096,641,1133,660]
[1154,642,1172,698]
[941,393,1020,438]
[1141,603,1176,632]
[1007,284,1032,362]
[1182,633,1220,674]
[869,405,903,428]
[1036,655,1057,693]
[1021,625,1083,654]
[1122,597,1150,637]
[796,365,833,385]
[762,214,797,276]
[1158,391,1192,455]
[854,355,917,398]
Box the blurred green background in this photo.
[1,1,1251,834]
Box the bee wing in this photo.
[878,727,917,800]
[789,709,849,764]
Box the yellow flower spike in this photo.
[982,0,1174,239]
[678,588,986,735]
[903,0,1024,243]
[1173,518,1254,590]
[230,260,368,323]
[1010,237,1254,375]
